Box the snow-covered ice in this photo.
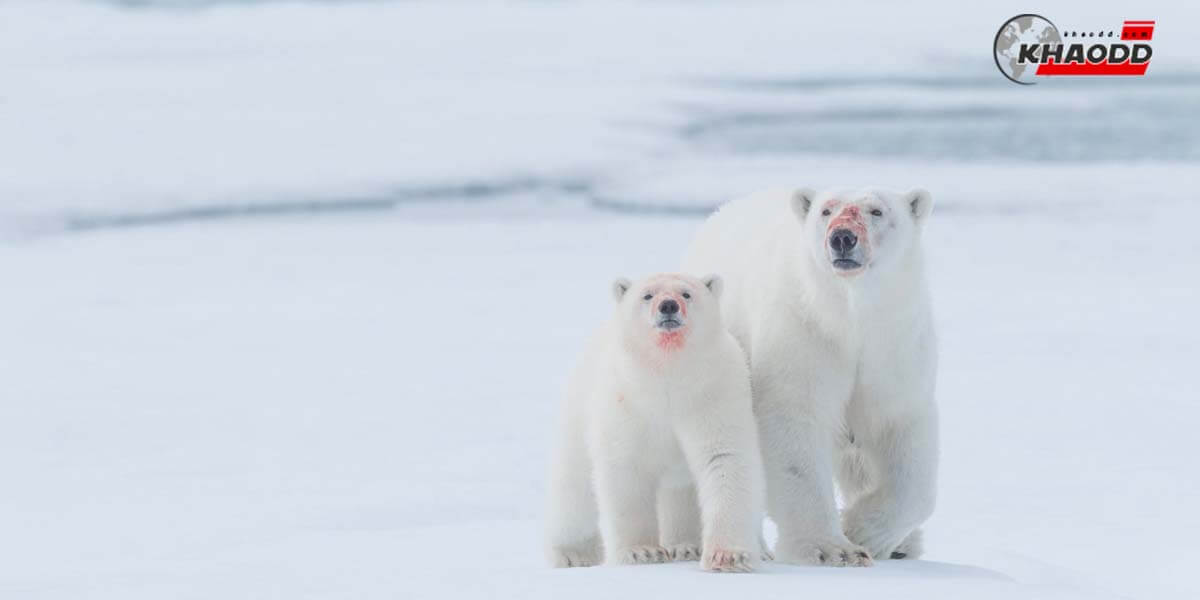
[1,1,1198,599]
[4,202,1198,599]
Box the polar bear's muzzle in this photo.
[826,210,871,275]
[655,298,685,330]
[829,228,863,270]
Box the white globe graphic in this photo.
[994,15,1062,84]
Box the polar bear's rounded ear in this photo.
[611,277,632,302]
[702,274,724,299]
[907,188,933,221]
[790,187,817,220]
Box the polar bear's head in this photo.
[791,187,933,278]
[610,273,724,353]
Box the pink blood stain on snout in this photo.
[637,280,695,353]
[827,204,868,238]
[647,290,689,351]
[657,330,685,351]
[825,203,871,260]
[674,292,688,318]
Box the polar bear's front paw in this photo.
[612,545,671,565]
[666,543,702,561]
[776,538,873,567]
[702,548,754,573]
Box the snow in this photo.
[4,203,1198,598]
[2,1,1199,599]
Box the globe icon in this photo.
[994,14,1062,84]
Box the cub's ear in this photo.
[907,188,933,221]
[702,274,724,299]
[611,277,632,302]
[790,187,817,220]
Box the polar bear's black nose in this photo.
[659,299,680,315]
[830,229,858,254]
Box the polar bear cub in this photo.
[545,273,765,572]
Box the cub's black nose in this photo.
[659,299,679,315]
[830,228,858,254]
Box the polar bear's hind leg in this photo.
[841,416,937,560]
[544,417,602,567]
[890,528,923,559]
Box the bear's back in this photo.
[683,189,802,361]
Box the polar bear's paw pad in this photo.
[702,549,754,573]
[613,545,671,565]
[666,543,702,561]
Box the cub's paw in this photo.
[889,528,923,560]
[702,548,754,573]
[665,543,702,562]
[776,538,873,567]
[611,545,671,565]
[548,545,601,568]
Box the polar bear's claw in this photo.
[614,545,671,565]
[702,548,754,573]
[779,539,873,567]
[548,545,601,568]
[666,543,702,561]
[888,528,923,560]
[844,511,926,560]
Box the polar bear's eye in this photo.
[821,209,831,216]
[642,294,653,301]
[682,292,691,299]
[870,208,883,216]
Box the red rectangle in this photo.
[1036,59,1149,76]
[1121,20,1155,40]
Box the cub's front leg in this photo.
[592,446,670,565]
[675,380,765,572]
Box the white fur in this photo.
[682,187,938,565]
[545,273,765,572]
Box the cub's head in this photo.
[791,187,933,278]
[610,273,724,353]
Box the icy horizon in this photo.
[2,1,1198,236]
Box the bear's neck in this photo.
[619,330,710,373]
[794,242,929,329]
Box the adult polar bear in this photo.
[682,187,938,566]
